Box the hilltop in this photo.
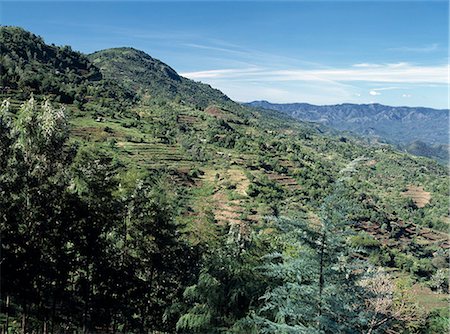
[89,47,234,109]
[1,26,449,333]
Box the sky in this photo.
[1,0,449,108]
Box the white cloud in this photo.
[353,63,383,68]
[182,43,249,57]
[371,86,403,91]
[180,68,261,79]
[181,62,449,84]
[181,62,447,108]
[402,94,412,98]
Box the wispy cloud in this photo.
[182,39,325,69]
[181,62,448,84]
[182,43,249,57]
[369,90,381,96]
[181,67,262,79]
[370,86,404,91]
[388,43,439,53]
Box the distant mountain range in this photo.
[245,101,449,163]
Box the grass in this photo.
[411,284,449,311]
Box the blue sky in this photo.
[1,1,448,108]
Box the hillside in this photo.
[89,47,234,110]
[0,26,239,113]
[246,101,449,159]
[1,26,449,333]
[0,26,137,110]
[400,140,450,165]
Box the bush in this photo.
[429,269,449,293]
[349,234,380,249]
[422,308,450,334]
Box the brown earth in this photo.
[267,172,301,190]
[204,106,225,118]
[402,185,431,208]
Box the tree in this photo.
[0,97,73,333]
[177,231,268,333]
[246,182,372,333]
[68,146,123,333]
[359,268,426,334]
[122,177,199,331]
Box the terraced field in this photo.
[402,185,432,208]
[116,141,194,169]
[267,172,301,190]
[356,219,448,249]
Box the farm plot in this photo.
[402,185,431,208]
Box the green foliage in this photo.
[0,98,199,333]
[88,47,235,110]
[0,26,137,111]
[0,97,77,331]
[429,269,449,294]
[246,183,375,333]
[421,308,450,334]
[247,175,285,214]
[177,233,270,333]
[349,233,381,249]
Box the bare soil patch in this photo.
[204,106,225,118]
[402,185,431,208]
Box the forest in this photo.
[0,26,449,334]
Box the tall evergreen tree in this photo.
[246,182,371,333]
[177,228,269,334]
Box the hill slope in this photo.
[0,25,138,109]
[1,25,448,235]
[0,26,239,113]
[88,47,234,109]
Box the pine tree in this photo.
[248,182,370,333]
[177,230,268,334]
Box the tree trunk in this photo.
[317,230,326,319]
[83,268,91,334]
[5,295,10,334]
[50,297,56,334]
[21,302,27,334]
[112,314,116,334]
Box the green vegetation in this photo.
[89,48,234,110]
[0,26,448,333]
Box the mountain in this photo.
[245,101,449,147]
[1,26,98,99]
[0,26,239,113]
[0,25,139,111]
[89,47,234,109]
